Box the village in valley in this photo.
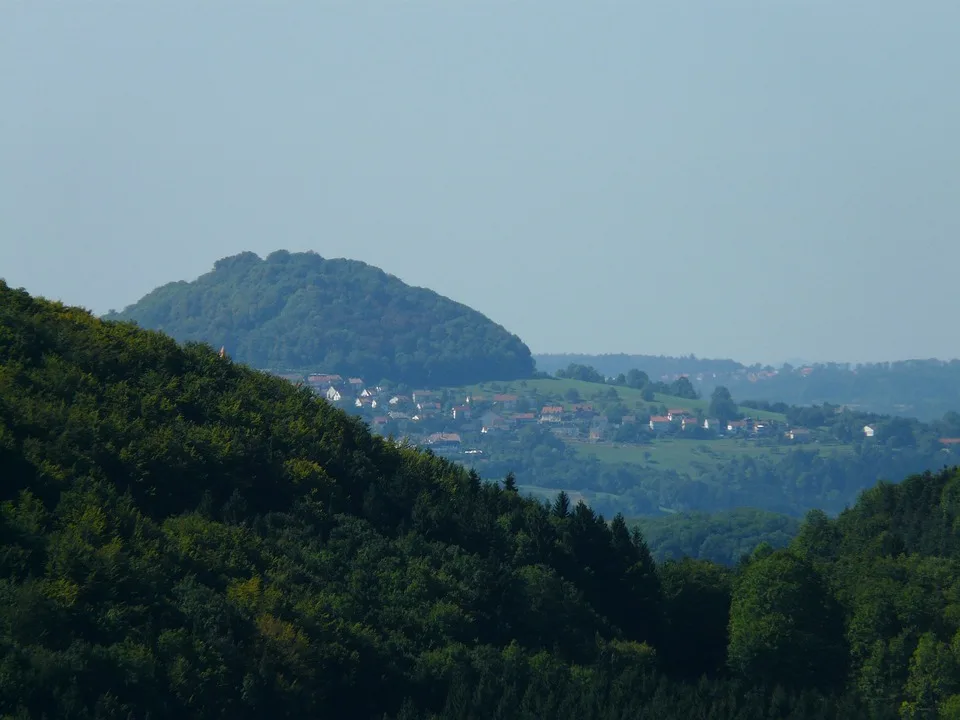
[268,370,893,462]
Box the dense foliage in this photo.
[104,250,535,387]
[633,508,800,565]
[4,282,960,718]
[553,362,699,399]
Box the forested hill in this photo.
[4,280,960,718]
[104,250,534,386]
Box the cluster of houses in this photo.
[272,372,830,453]
[266,373,960,468]
[647,411,809,440]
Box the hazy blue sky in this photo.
[2,2,958,365]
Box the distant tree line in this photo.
[535,352,743,379]
[633,509,801,565]
[543,354,960,422]
[554,362,699,400]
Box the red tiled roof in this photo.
[649,415,671,423]
[494,394,518,402]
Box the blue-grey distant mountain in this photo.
[533,353,743,380]
[105,250,534,386]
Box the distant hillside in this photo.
[537,353,960,420]
[534,353,743,380]
[448,376,958,518]
[728,359,960,421]
[105,250,534,386]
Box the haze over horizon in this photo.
[2,2,959,366]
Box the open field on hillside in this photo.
[456,377,788,422]
[570,438,856,475]
[572,439,777,475]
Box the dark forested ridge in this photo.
[104,250,535,387]
[4,281,960,718]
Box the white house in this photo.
[863,425,876,438]
[326,386,342,402]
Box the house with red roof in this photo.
[649,415,672,432]
[451,405,472,420]
[539,406,564,423]
[425,432,462,450]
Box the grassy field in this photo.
[449,378,862,477]
[455,377,788,422]
[573,438,855,475]
[573,439,777,476]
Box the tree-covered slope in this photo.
[7,280,960,718]
[634,508,801,565]
[4,280,863,719]
[104,250,534,386]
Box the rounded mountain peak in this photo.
[107,251,534,386]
